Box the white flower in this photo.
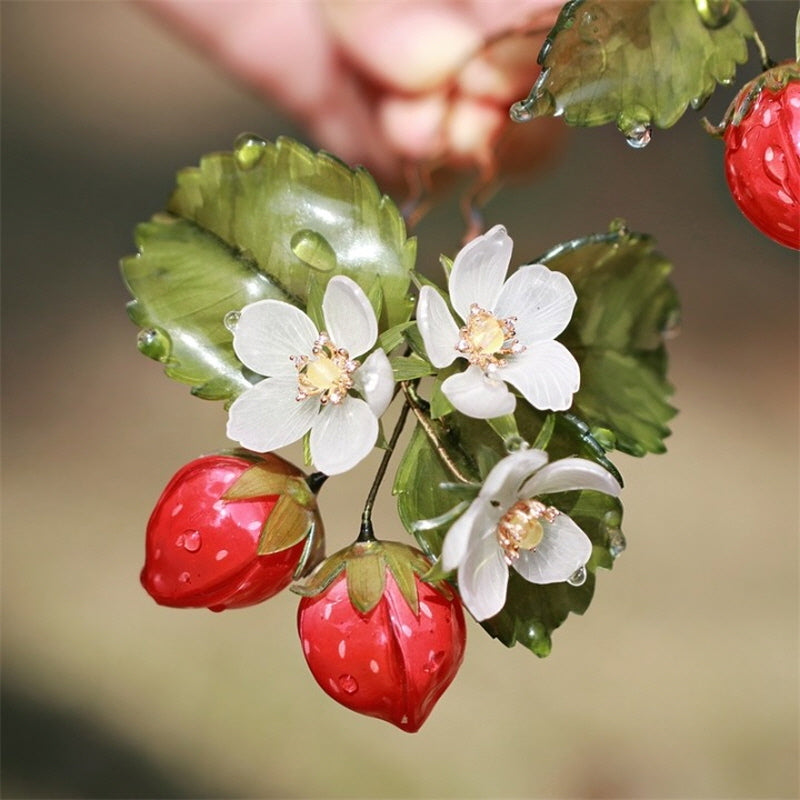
[441,449,621,621]
[226,276,394,476]
[417,225,580,419]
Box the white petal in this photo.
[234,300,317,377]
[481,449,550,506]
[442,366,516,419]
[500,341,580,411]
[458,533,510,621]
[449,225,512,320]
[522,457,621,498]
[441,503,484,571]
[353,349,394,418]
[512,514,592,584]
[226,377,317,452]
[417,286,459,368]
[310,398,378,475]
[321,275,377,357]
[494,265,577,343]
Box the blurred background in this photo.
[2,1,797,798]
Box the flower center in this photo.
[496,499,560,565]
[291,333,358,405]
[456,304,524,372]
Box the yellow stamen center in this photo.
[456,304,524,372]
[291,333,358,405]
[496,499,559,565]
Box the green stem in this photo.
[400,381,473,484]
[360,399,412,535]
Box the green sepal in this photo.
[221,460,299,501]
[292,540,446,616]
[378,321,415,354]
[257,493,315,555]
[512,0,754,139]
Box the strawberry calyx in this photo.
[293,540,455,615]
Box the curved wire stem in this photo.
[400,381,472,485]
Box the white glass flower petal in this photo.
[481,449,550,507]
[501,341,580,411]
[441,503,484,571]
[233,300,318,377]
[494,264,577,343]
[442,365,516,419]
[321,275,377,357]
[449,225,512,320]
[353,348,394,418]
[458,532,510,621]
[417,286,460,368]
[521,457,622,498]
[310,397,378,475]
[226,377,317,452]
[512,513,592,584]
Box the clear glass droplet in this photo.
[137,327,170,361]
[290,229,337,272]
[178,571,191,584]
[625,123,652,149]
[180,530,202,553]
[510,100,534,123]
[223,309,241,333]
[567,565,587,587]
[338,674,358,694]
[608,529,627,558]
[233,132,267,169]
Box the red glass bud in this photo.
[141,453,318,611]
[297,544,466,732]
[724,65,800,250]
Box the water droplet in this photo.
[137,327,170,361]
[223,310,241,332]
[178,571,191,584]
[504,435,529,452]
[694,0,734,28]
[233,133,267,169]
[510,100,534,123]
[618,109,653,149]
[177,530,202,552]
[608,529,627,558]
[338,674,358,694]
[625,123,652,149]
[290,229,337,272]
[423,650,446,674]
[567,565,587,586]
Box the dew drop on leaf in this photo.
[137,327,170,361]
[223,310,241,333]
[567,565,587,587]
[608,529,627,559]
[338,674,359,694]
[510,100,534,123]
[233,133,267,170]
[290,229,337,272]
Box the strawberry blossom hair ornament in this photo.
[441,448,622,621]
[226,276,394,476]
[417,225,580,419]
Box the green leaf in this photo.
[168,135,416,330]
[389,354,434,381]
[121,216,289,401]
[538,225,679,456]
[122,136,417,402]
[511,0,754,141]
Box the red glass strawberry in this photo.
[296,539,466,732]
[142,452,324,611]
[720,61,800,250]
